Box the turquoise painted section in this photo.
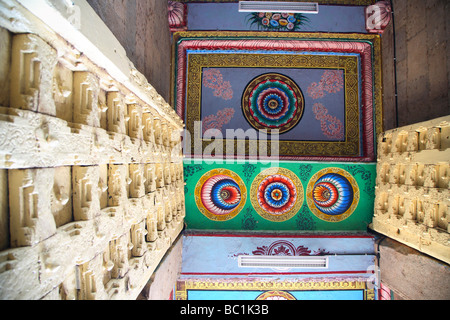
[183,159,376,231]
[187,289,364,300]
[181,234,375,276]
[187,3,367,33]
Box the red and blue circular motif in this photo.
[306,168,360,222]
[258,175,297,215]
[242,73,305,134]
[250,168,304,222]
[195,169,247,221]
[312,173,354,216]
[201,174,242,215]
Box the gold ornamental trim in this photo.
[176,279,374,300]
[186,53,361,158]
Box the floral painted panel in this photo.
[183,160,376,232]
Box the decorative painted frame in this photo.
[171,31,383,162]
[184,161,377,232]
[175,278,375,300]
[186,52,360,159]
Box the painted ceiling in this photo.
[170,0,383,233]
[169,0,386,300]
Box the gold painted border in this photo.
[194,168,247,221]
[306,167,360,222]
[186,53,360,157]
[176,279,375,300]
[250,167,304,222]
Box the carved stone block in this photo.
[155,163,164,189]
[440,122,450,150]
[128,164,145,199]
[403,197,417,221]
[76,254,105,300]
[144,163,156,194]
[107,164,128,207]
[376,162,389,185]
[109,234,129,279]
[426,127,441,150]
[98,89,108,130]
[392,131,408,154]
[9,168,57,247]
[423,164,438,188]
[10,34,57,115]
[405,163,418,186]
[107,91,126,134]
[437,202,449,231]
[153,117,162,145]
[0,170,9,251]
[416,164,425,186]
[387,194,399,217]
[127,103,142,140]
[154,190,165,231]
[73,71,100,127]
[417,127,428,151]
[51,166,72,227]
[388,164,401,185]
[0,27,11,107]
[378,132,392,156]
[99,164,108,209]
[423,201,439,228]
[72,166,101,221]
[406,131,419,153]
[130,221,147,257]
[53,62,73,123]
[164,162,171,186]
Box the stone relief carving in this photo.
[372,116,450,265]
[0,12,185,300]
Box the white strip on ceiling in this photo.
[238,255,329,269]
[239,1,319,14]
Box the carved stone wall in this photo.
[371,115,450,264]
[0,0,185,300]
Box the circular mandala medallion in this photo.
[306,168,360,222]
[242,73,305,134]
[195,169,246,221]
[250,168,303,222]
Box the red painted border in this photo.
[174,38,376,162]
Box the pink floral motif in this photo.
[202,108,236,135]
[308,70,344,100]
[203,69,234,100]
[313,103,344,140]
